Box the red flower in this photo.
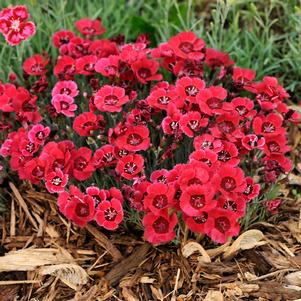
[167,31,205,60]
[252,76,289,110]
[253,113,284,137]
[64,193,95,227]
[265,199,282,214]
[95,198,123,230]
[205,48,234,69]
[115,125,150,152]
[263,135,290,156]
[232,67,255,88]
[116,154,144,180]
[243,177,260,201]
[52,30,75,48]
[75,55,98,75]
[231,97,256,119]
[150,169,170,183]
[212,165,246,196]
[95,55,120,77]
[179,111,208,138]
[0,5,36,45]
[89,39,118,58]
[189,149,218,168]
[162,104,182,135]
[210,112,242,141]
[217,141,239,166]
[54,55,76,80]
[93,145,116,169]
[180,184,215,216]
[207,209,240,244]
[28,124,50,145]
[86,186,107,207]
[176,76,205,103]
[143,210,178,244]
[193,134,223,152]
[23,54,49,76]
[52,80,79,98]
[242,134,265,151]
[24,157,46,184]
[147,88,177,110]
[198,86,231,115]
[178,163,210,189]
[73,112,102,136]
[277,103,301,123]
[131,58,162,84]
[184,212,212,234]
[70,147,95,181]
[75,18,106,36]
[217,195,247,218]
[143,183,175,214]
[0,83,17,112]
[94,85,129,113]
[45,169,68,193]
[51,94,77,117]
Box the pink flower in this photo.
[51,94,77,117]
[0,5,36,46]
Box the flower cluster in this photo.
[0,5,36,45]
[0,10,299,245]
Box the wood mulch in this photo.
[0,179,300,301]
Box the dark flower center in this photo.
[84,63,95,72]
[215,216,231,233]
[153,216,169,234]
[193,212,208,224]
[221,176,236,191]
[244,184,253,196]
[104,95,118,105]
[157,96,170,105]
[185,85,199,96]
[53,159,65,170]
[104,207,118,221]
[25,142,35,153]
[190,194,205,209]
[75,203,90,217]
[218,121,235,134]
[36,131,45,140]
[179,42,193,53]
[102,152,115,163]
[31,64,44,73]
[51,176,62,186]
[152,194,168,209]
[223,200,237,212]
[32,166,45,179]
[138,68,151,79]
[169,121,179,130]
[267,141,280,152]
[60,87,72,95]
[188,120,199,130]
[207,97,223,109]
[218,150,231,162]
[235,105,247,116]
[74,156,88,171]
[187,177,202,186]
[124,162,137,174]
[262,122,275,133]
[60,101,70,110]
[127,133,143,146]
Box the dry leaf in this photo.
[182,241,211,263]
[285,271,301,287]
[39,264,88,290]
[223,230,265,260]
[288,174,301,186]
[204,291,224,301]
[140,276,155,284]
[0,248,74,272]
[122,287,139,301]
